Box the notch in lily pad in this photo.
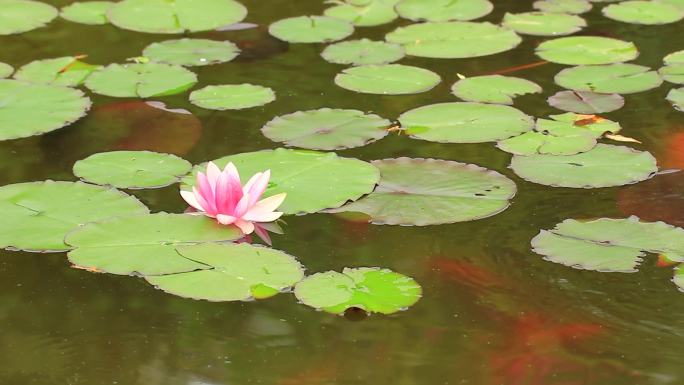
[324,0,398,27]
[14,56,101,87]
[142,38,240,67]
[60,1,113,25]
[451,75,542,105]
[321,39,405,66]
[85,63,197,98]
[269,16,354,43]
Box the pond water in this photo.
[1,0,684,384]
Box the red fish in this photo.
[428,256,506,293]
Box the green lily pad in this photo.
[60,1,112,25]
[183,148,380,215]
[661,0,684,10]
[261,108,390,150]
[0,181,148,252]
[146,243,304,301]
[555,64,663,94]
[85,63,197,98]
[66,213,242,275]
[269,16,354,43]
[536,36,639,65]
[142,38,240,67]
[399,102,533,143]
[659,55,684,84]
[73,151,192,189]
[602,1,683,24]
[321,39,405,66]
[324,0,398,27]
[0,0,57,35]
[334,64,441,95]
[0,63,13,78]
[510,144,658,188]
[386,21,521,59]
[665,50,684,65]
[294,267,422,315]
[533,0,592,14]
[502,12,586,36]
[189,84,275,110]
[451,75,542,104]
[13,56,101,87]
[395,0,493,22]
[668,88,684,112]
[328,158,516,225]
[107,0,247,34]
[548,90,624,113]
[0,79,91,140]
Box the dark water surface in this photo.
[1,0,684,384]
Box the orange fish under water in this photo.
[428,256,506,293]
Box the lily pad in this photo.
[502,12,586,36]
[386,21,521,59]
[85,63,197,98]
[536,36,639,65]
[451,75,542,104]
[321,39,405,66]
[13,56,101,87]
[66,213,242,275]
[294,267,422,315]
[0,79,91,140]
[0,0,57,35]
[60,1,112,25]
[328,158,516,225]
[268,16,354,43]
[261,108,390,150]
[510,144,658,188]
[659,64,684,84]
[395,0,493,22]
[73,151,192,189]
[602,1,683,24]
[664,50,684,65]
[183,148,380,215]
[668,88,684,112]
[533,0,592,14]
[554,64,663,94]
[146,243,304,301]
[324,0,398,27]
[548,90,625,114]
[189,84,275,110]
[334,64,441,95]
[142,38,240,67]
[400,102,534,143]
[0,63,13,78]
[107,0,247,34]
[0,181,148,252]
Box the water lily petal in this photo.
[216,214,237,225]
[253,223,273,246]
[206,161,221,191]
[246,193,287,217]
[247,169,270,206]
[235,218,255,234]
[180,190,203,211]
[244,210,283,223]
[191,186,213,217]
[196,172,217,215]
[242,172,262,196]
[234,192,252,217]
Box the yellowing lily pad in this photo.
[13,56,101,87]
[189,84,275,110]
[395,0,493,22]
[321,39,405,66]
[334,64,441,95]
[554,64,663,94]
[451,75,542,104]
[0,0,57,35]
[502,12,586,36]
[269,16,354,43]
[548,90,624,113]
[85,63,197,98]
[536,36,638,65]
[602,1,683,24]
[60,1,112,25]
[143,38,240,67]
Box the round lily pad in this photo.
[13,56,101,87]
[321,39,405,66]
[668,88,684,112]
[85,63,197,98]
[533,0,592,14]
[142,38,240,67]
[268,16,354,43]
[0,79,91,140]
[664,50,684,65]
[661,0,684,9]
[189,84,275,110]
[451,75,542,104]
[294,267,422,315]
[107,0,247,34]
[73,151,192,189]
[502,12,586,36]
[334,64,440,95]
[659,64,684,84]
[0,181,148,252]
[0,0,57,35]
[535,36,639,65]
[261,108,390,150]
[60,1,112,25]
[554,64,663,94]
[146,243,304,301]
[328,158,516,226]
[66,213,242,275]
[183,148,380,215]
[395,0,493,22]
[399,102,533,143]
[510,144,658,188]
[548,90,625,114]
[386,21,521,59]
[324,0,397,27]
[602,1,683,24]
[0,63,13,78]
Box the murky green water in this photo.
[1,0,684,384]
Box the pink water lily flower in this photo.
[181,161,286,235]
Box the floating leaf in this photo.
[261,108,390,150]
[536,36,638,65]
[13,56,101,87]
[294,267,422,314]
[533,0,592,14]
[451,75,542,104]
[324,0,398,27]
[0,0,57,35]
[659,51,684,85]
[602,1,683,24]
[395,0,493,22]
[668,88,684,112]
[321,39,405,66]
[142,38,240,67]
[661,0,684,10]
[146,243,304,301]
[548,90,624,113]
[328,158,516,225]
[85,63,197,98]
[334,64,440,95]
[268,16,354,43]
[0,63,13,78]
[0,79,91,140]
[107,0,247,34]
[554,64,663,94]
[385,21,521,59]
[510,144,657,188]
[189,84,275,110]
[66,213,242,275]
[502,12,586,36]
[0,181,148,252]
[664,50,684,65]
[400,102,533,143]
[60,1,112,25]
[73,151,192,189]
